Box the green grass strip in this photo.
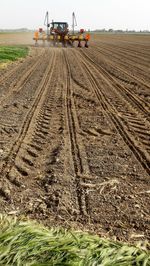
[0,215,149,266]
[0,46,28,62]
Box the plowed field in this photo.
[0,34,150,242]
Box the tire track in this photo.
[9,53,61,181]
[92,47,150,98]
[91,46,150,90]
[74,50,150,175]
[0,50,46,107]
[1,51,56,182]
[97,43,150,67]
[63,50,91,216]
[80,49,150,117]
[0,48,42,84]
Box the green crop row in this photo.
[0,215,149,266]
[0,46,28,62]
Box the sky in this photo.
[0,0,150,31]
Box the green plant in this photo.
[0,46,28,63]
[0,215,149,266]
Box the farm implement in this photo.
[33,12,90,48]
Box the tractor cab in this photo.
[50,22,69,35]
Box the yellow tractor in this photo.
[33,12,90,48]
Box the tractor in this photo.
[33,12,90,48]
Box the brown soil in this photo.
[0,34,150,243]
[0,32,34,45]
